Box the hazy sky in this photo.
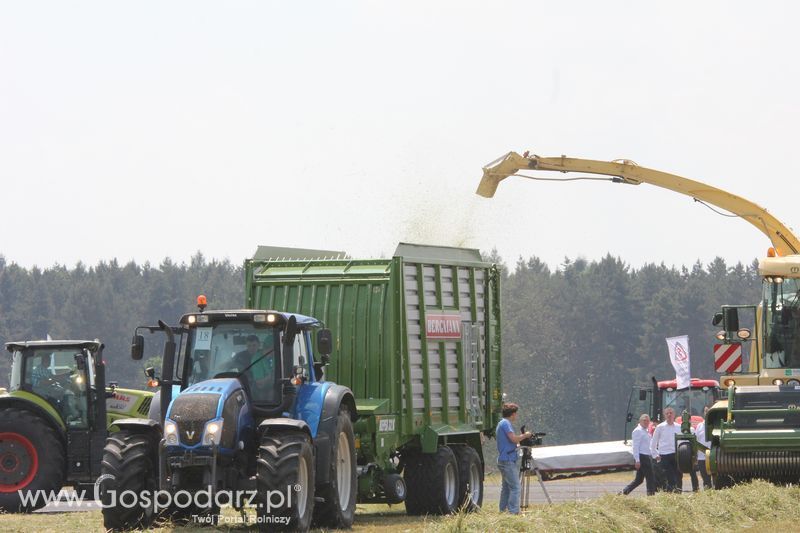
[2,2,798,270]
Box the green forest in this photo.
[0,252,760,446]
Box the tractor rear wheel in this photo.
[313,409,357,528]
[257,430,315,532]
[453,445,483,512]
[404,446,460,515]
[0,407,65,512]
[99,430,158,531]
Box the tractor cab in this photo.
[179,310,324,408]
[155,309,330,462]
[0,339,126,501]
[4,340,103,429]
[624,377,720,440]
[658,379,720,428]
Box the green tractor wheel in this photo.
[0,408,65,512]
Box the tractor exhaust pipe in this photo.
[158,320,175,428]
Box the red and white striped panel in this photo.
[714,343,742,373]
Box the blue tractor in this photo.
[100,300,357,532]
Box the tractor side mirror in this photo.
[626,412,633,423]
[74,353,86,371]
[712,312,723,327]
[317,329,333,356]
[131,335,145,361]
[283,316,298,346]
[723,307,740,332]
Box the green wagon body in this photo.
[244,243,502,499]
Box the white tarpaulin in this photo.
[530,440,634,477]
[666,335,691,389]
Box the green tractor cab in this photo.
[0,340,153,512]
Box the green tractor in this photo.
[0,339,153,512]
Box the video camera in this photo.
[519,425,546,474]
[519,425,546,447]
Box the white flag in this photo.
[666,335,691,389]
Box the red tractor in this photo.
[625,377,721,491]
[625,377,720,437]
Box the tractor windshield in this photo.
[763,278,800,369]
[11,347,89,427]
[185,324,280,405]
[662,387,717,418]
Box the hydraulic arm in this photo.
[478,150,800,487]
[477,151,800,256]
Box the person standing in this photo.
[622,414,655,495]
[695,406,712,489]
[496,403,533,514]
[651,407,681,492]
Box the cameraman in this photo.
[496,403,533,514]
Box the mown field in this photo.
[1,480,796,532]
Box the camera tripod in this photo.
[519,445,552,507]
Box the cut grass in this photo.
[432,480,800,533]
[3,480,797,532]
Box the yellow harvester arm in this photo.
[477,151,800,256]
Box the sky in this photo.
[1,1,798,271]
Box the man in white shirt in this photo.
[622,414,655,496]
[695,406,712,489]
[650,407,681,492]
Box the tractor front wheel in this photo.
[257,430,315,532]
[99,430,158,531]
[0,408,65,512]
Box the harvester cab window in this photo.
[764,278,800,369]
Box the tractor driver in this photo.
[30,352,54,387]
[231,335,275,391]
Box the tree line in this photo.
[0,253,243,388]
[495,253,760,445]
[0,252,761,445]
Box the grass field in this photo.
[2,480,797,532]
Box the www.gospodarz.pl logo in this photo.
[17,474,300,519]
